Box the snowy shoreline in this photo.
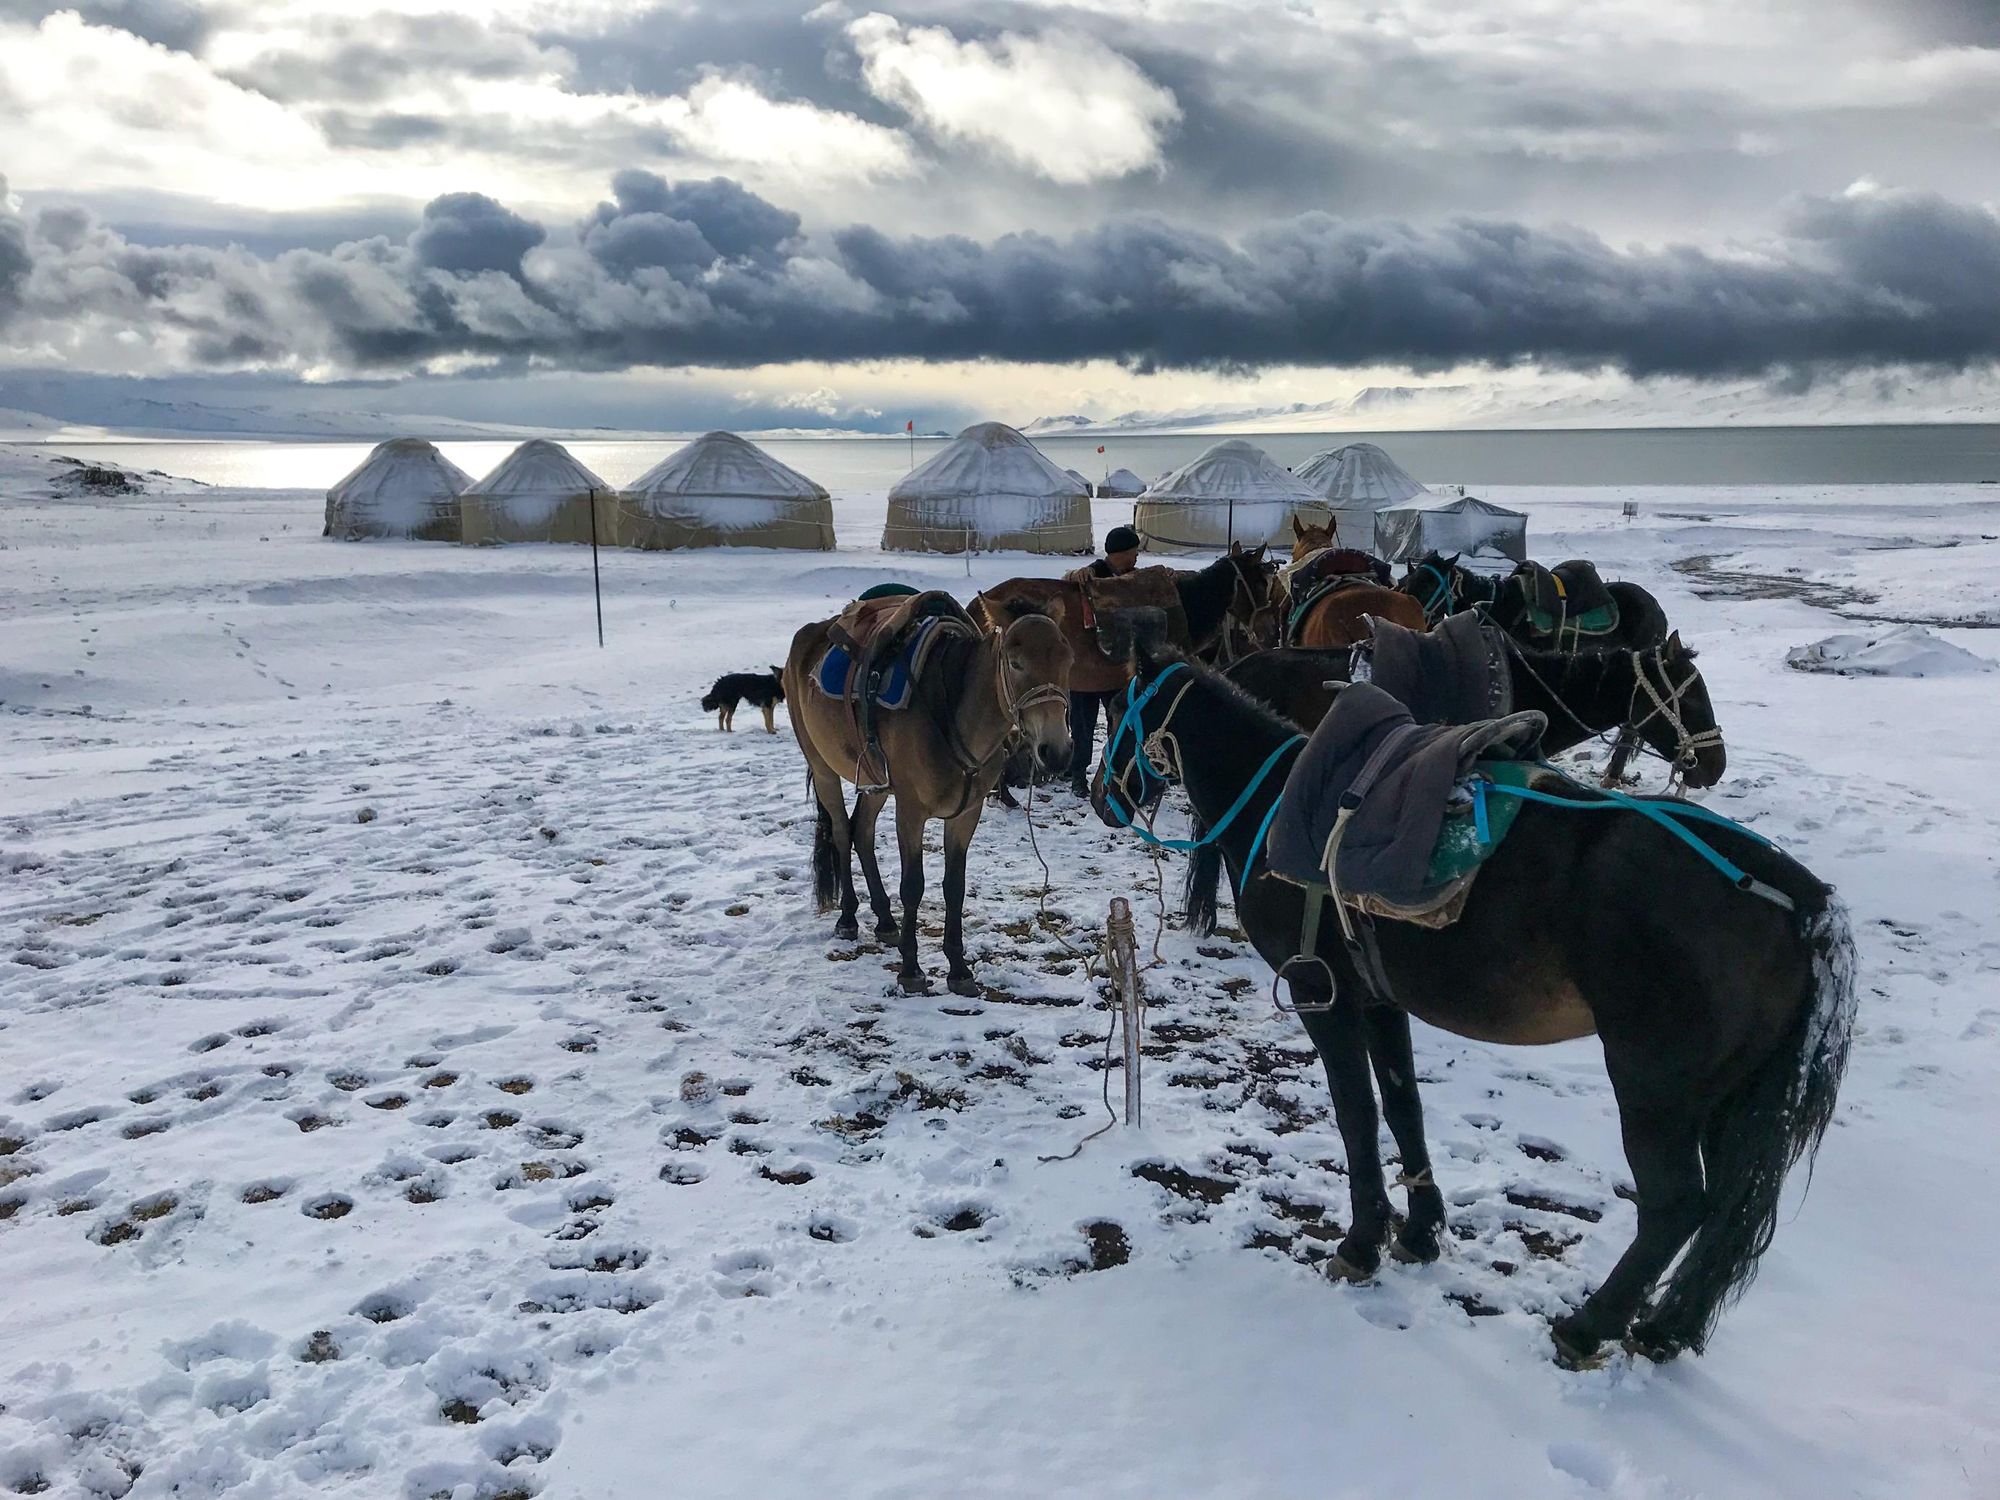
[2,461,1997,1499]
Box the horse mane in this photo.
[994,596,1056,624]
[1134,640,1302,743]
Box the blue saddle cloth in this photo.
[815,615,946,709]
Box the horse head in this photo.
[1629,632,1726,788]
[1090,622,1184,826]
[1397,551,1463,621]
[1289,515,1336,563]
[990,598,1074,782]
[1221,541,1278,646]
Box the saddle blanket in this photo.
[1519,560,1619,639]
[1267,680,1546,918]
[1357,610,1512,725]
[815,614,954,709]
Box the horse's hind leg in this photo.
[808,766,862,940]
[762,703,776,734]
[1549,1097,1703,1367]
[849,788,899,943]
[1363,1007,1448,1264]
[892,796,931,995]
[1296,989,1394,1278]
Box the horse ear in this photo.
[1230,539,1244,556]
[1666,629,1684,657]
[1291,516,1305,539]
[1041,596,1066,627]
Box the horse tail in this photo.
[1649,892,1858,1352]
[1182,822,1225,937]
[812,791,841,912]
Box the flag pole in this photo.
[588,487,605,648]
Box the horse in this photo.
[1090,642,1855,1366]
[783,599,1073,997]
[1286,520,1426,647]
[1185,633,1726,934]
[1399,552,1677,780]
[973,544,1275,694]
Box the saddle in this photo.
[1265,681,1547,1002]
[1355,611,1511,725]
[818,589,979,787]
[1282,549,1388,646]
[1513,560,1619,644]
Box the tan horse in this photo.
[974,545,1275,695]
[783,600,1073,997]
[1285,518,1427,646]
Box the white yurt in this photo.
[1294,442,1427,552]
[1063,467,1095,497]
[460,439,615,546]
[323,438,472,542]
[1130,439,1332,554]
[1098,467,1146,498]
[1375,489,1528,564]
[621,431,834,551]
[882,422,1092,554]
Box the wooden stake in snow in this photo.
[1107,897,1143,1127]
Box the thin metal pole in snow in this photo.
[1108,897,1142,1127]
[588,488,605,648]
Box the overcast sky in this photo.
[3,0,1999,430]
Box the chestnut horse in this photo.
[1285,518,1427,646]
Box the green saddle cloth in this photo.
[1525,601,1619,639]
[1425,759,1533,889]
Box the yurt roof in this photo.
[1382,490,1524,519]
[1063,467,1091,490]
[1143,439,1321,504]
[327,438,472,504]
[1295,442,1427,505]
[1100,467,1146,496]
[888,422,1086,502]
[468,438,608,497]
[627,431,826,501]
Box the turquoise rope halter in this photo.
[1415,561,1454,618]
[1100,665,1304,856]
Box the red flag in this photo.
[906,419,914,432]
[1096,445,1106,454]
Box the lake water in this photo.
[32,424,2000,493]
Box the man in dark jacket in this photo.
[1067,526,1142,794]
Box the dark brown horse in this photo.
[784,599,1073,996]
[973,545,1274,694]
[1287,519,1427,646]
[1093,644,1855,1366]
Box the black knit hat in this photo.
[1104,525,1141,553]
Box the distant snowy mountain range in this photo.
[1024,375,2000,435]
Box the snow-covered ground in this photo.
[2,447,1998,1500]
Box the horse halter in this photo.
[1625,650,1722,779]
[1220,556,1278,661]
[1413,561,1456,620]
[991,612,1070,735]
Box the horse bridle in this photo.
[1219,556,1278,662]
[1624,650,1722,781]
[1412,561,1456,620]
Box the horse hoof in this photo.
[832,918,859,941]
[874,924,900,945]
[1549,1320,1608,1371]
[1324,1250,1378,1284]
[1624,1319,1685,1363]
[947,973,980,998]
[1389,1231,1442,1266]
[898,972,933,996]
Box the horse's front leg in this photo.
[1363,1006,1447,1264]
[893,797,931,995]
[849,788,899,944]
[940,803,984,997]
[1294,983,1394,1278]
[1601,727,1641,786]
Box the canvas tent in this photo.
[1130,439,1332,553]
[1375,490,1528,564]
[323,438,471,541]
[1064,468,1094,497]
[621,431,834,550]
[1098,467,1146,498]
[882,422,1092,554]
[460,439,615,545]
[1294,442,1427,552]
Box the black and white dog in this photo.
[701,668,785,733]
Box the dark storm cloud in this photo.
[0,177,32,322]
[13,173,2000,380]
[0,0,211,52]
[409,194,545,275]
